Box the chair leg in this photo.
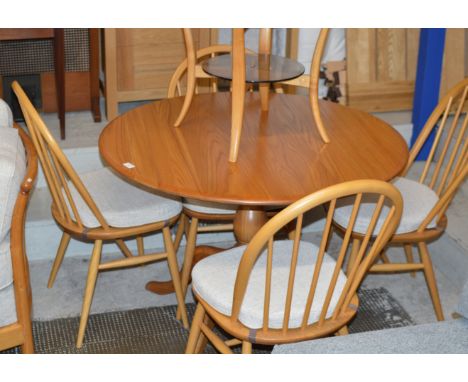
[136,236,144,256]
[185,303,206,354]
[403,244,416,278]
[346,238,360,275]
[115,239,133,258]
[173,214,186,253]
[241,341,252,354]
[184,214,191,238]
[76,240,103,348]
[20,340,34,354]
[47,232,71,288]
[181,218,199,293]
[194,311,215,354]
[163,226,189,329]
[336,325,349,336]
[20,320,34,354]
[418,242,444,321]
[379,249,391,263]
[177,217,199,320]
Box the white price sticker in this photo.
[123,162,135,169]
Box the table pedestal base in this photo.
[145,245,223,295]
[145,207,269,295]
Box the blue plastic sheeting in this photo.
[411,28,446,160]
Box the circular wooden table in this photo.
[99,92,408,292]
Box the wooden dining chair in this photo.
[12,81,189,348]
[185,180,403,353]
[168,44,241,312]
[333,77,468,321]
[0,122,37,353]
[274,28,330,144]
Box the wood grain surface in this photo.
[99,92,408,206]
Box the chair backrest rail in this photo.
[318,193,362,326]
[401,78,468,229]
[430,86,468,192]
[437,109,468,196]
[13,82,110,231]
[309,28,330,144]
[282,213,303,331]
[332,194,386,320]
[419,97,452,185]
[228,181,402,337]
[301,199,336,328]
[262,237,274,330]
[173,29,196,127]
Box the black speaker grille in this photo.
[0,28,90,76]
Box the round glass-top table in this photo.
[201,53,305,83]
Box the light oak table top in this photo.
[99,91,409,296]
[99,92,409,207]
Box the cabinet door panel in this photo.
[347,28,467,112]
[346,28,419,112]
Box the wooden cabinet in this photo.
[346,28,468,112]
[102,28,467,119]
[102,28,217,120]
[346,29,420,112]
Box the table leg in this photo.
[233,206,268,244]
[258,28,272,112]
[145,206,268,295]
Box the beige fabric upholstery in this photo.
[0,283,16,326]
[0,122,24,327]
[192,240,347,329]
[0,239,12,291]
[184,198,237,215]
[69,167,182,228]
[334,177,438,235]
[0,99,13,129]
[0,129,25,242]
[0,129,26,291]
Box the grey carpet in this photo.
[3,287,414,354]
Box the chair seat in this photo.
[183,198,237,215]
[334,177,439,235]
[192,240,347,329]
[70,168,182,228]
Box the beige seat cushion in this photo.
[192,240,347,329]
[69,167,182,228]
[183,198,237,215]
[334,177,439,235]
